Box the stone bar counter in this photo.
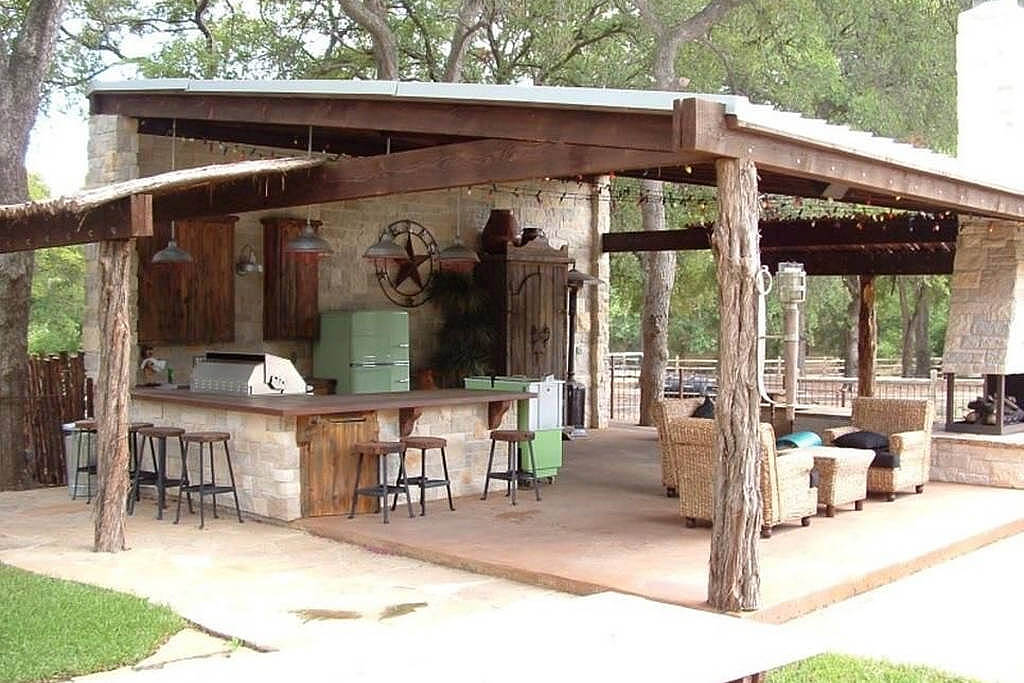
[130,387,532,521]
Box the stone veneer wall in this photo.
[942,218,1024,375]
[930,432,1024,489]
[83,124,610,428]
[130,399,515,522]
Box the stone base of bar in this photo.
[931,431,1024,489]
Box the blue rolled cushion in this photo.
[833,429,888,451]
[693,396,715,419]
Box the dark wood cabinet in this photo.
[479,237,571,378]
[262,217,320,340]
[137,216,236,344]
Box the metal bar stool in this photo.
[176,431,243,529]
[71,419,97,502]
[126,422,153,513]
[134,426,187,520]
[390,436,454,516]
[349,441,414,524]
[481,430,541,506]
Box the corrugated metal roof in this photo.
[87,78,1022,194]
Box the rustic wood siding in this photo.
[262,217,320,340]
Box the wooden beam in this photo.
[154,140,691,222]
[92,92,678,152]
[673,98,1024,221]
[707,156,762,612]
[0,193,154,254]
[761,249,954,276]
[602,214,957,255]
[858,275,877,397]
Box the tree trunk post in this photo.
[94,239,134,552]
[638,179,676,426]
[857,275,877,398]
[708,157,762,612]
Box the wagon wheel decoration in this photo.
[374,219,439,308]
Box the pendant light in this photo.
[438,191,480,268]
[362,136,405,261]
[152,120,193,264]
[285,126,333,255]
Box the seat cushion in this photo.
[693,396,715,419]
[870,450,900,469]
[834,429,888,451]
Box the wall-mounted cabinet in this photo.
[137,216,236,345]
[262,217,320,340]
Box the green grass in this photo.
[0,563,184,682]
[768,653,977,682]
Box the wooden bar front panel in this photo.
[299,412,379,516]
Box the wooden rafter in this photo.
[673,98,1024,221]
[154,140,692,222]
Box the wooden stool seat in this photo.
[490,430,535,443]
[74,419,97,431]
[401,436,447,450]
[138,426,185,439]
[182,431,231,443]
[129,422,154,432]
[354,441,405,456]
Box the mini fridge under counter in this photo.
[464,375,564,478]
[313,310,410,394]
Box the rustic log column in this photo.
[708,157,762,612]
[857,275,877,397]
[93,238,134,552]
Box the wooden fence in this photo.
[26,353,92,486]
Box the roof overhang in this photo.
[86,79,1024,222]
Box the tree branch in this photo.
[337,0,398,79]
[443,0,487,83]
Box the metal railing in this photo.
[608,353,982,424]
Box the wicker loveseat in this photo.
[653,398,703,497]
[823,397,934,501]
[665,417,817,538]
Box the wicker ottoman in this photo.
[801,446,875,517]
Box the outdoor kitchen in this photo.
[81,104,609,523]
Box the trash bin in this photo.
[776,430,822,450]
[63,423,94,498]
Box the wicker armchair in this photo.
[823,397,934,501]
[665,417,817,538]
[653,398,703,497]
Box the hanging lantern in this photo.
[152,120,193,264]
[285,219,333,255]
[153,221,193,264]
[362,233,406,260]
[438,192,479,271]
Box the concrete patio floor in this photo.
[297,425,1024,623]
[0,487,818,682]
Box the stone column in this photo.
[83,115,140,379]
[588,176,611,429]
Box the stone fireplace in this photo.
[944,373,1024,435]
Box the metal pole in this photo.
[783,302,800,429]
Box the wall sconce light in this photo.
[235,244,262,275]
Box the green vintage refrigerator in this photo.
[313,310,410,393]
[464,376,564,478]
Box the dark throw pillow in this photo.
[870,451,900,469]
[694,396,715,419]
[833,429,888,451]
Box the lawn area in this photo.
[0,563,184,682]
[769,653,977,682]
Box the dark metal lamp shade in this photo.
[363,234,405,260]
[152,239,193,264]
[437,239,480,264]
[285,222,333,255]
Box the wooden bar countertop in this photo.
[131,386,535,417]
